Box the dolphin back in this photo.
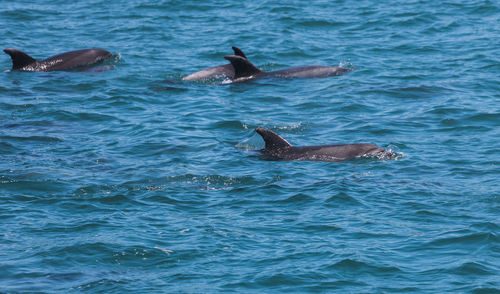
[41,49,113,71]
[254,127,390,162]
[3,48,114,71]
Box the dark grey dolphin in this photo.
[224,55,351,82]
[255,127,392,162]
[3,48,115,71]
[182,46,247,81]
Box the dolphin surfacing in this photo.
[224,54,352,82]
[182,46,247,81]
[3,48,115,71]
[255,127,392,162]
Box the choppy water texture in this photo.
[1,1,499,293]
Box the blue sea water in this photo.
[1,0,499,292]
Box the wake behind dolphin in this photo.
[3,48,116,72]
[254,127,393,162]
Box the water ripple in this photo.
[1,0,499,293]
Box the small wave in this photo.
[0,135,62,142]
[325,192,363,206]
[1,8,59,21]
[426,231,499,248]
[296,19,347,28]
[470,222,500,232]
[211,120,247,130]
[327,258,402,274]
[269,6,299,13]
[1,179,70,193]
[466,113,500,124]
[0,141,17,153]
[122,174,259,193]
[271,193,316,204]
[302,224,343,232]
[450,261,496,276]
[149,84,189,92]
[360,85,452,99]
[72,278,125,292]
[261,122,308,133]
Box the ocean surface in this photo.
[1,0,499,293]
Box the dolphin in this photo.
[3,48,115,71]
[182,46,247,81]
[224,54,351,82]
[254,127,392,162]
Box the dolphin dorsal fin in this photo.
[232,46,247,59]
[224,55,261,79]
[255,128,292,150]
[3,48,37,70]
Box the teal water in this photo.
[1,1,499,293]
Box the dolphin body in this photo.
[224,54,352,82]
[255,128,392,162]
[3,48,115,71]
[182,46,247,81]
